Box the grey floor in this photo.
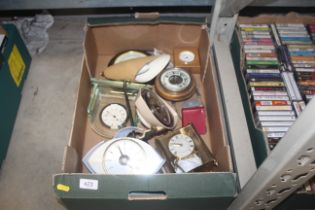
[0,16,86,210]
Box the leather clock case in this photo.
[182,106,207,135]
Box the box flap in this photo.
[62,146,79,173]
[230,30,269,167]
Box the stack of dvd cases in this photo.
[276,24,312,45]
[239,24,295,150]
[308,24,315,42]
[288,44,315,102]
[275,24,315,103]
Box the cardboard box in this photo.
[0,24,31,167]
[230,12,315,209]
[53,16,237,210]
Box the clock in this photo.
[173,47,201,74]
[100,103,128,130]
[156,124,218,173]
[102,138,147,174]
[155,68,196,101]
[168,134,195,159]
[87,84,138,139]
[179,50,195,64]
[82,137,165,174]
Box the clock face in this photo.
[102,138,147,174]
[179,50,195,64]
[100,103,128,130]
[168,134,195,158]
[160,69,192,92]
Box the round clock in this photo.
[102,138,147,174]
[179,50,195,64]
[155,68,196,101]
[100,103,128,130]
[168,134,195,159]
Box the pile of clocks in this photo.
[84,48,216,175]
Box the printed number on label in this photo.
[79,179,98,190]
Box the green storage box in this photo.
[53,16,239,210]
[0,24,31,167]
[230,14,315,209]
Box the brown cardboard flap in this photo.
[215,145,233,172]
[85,23,203,77]
[202,55,231,170]
[62,146,79,173]
[239,12,315,24]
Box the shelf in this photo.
[1,0,315,11]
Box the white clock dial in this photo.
[100,103,128,130]
[160,68,192,92]
[168,134,195,158]
[103,138,147,174]
[179,50,195,64]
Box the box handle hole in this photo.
[254,200,263,206]
[293,172,308,181]
[266,198,277,204]
[280,174,291,182]
[278,187,291,195]
[266,189,276,196]
[128,191,167,201]
[297,155,310,166]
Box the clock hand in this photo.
[117,146,124,156]
[170,143,183,147]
